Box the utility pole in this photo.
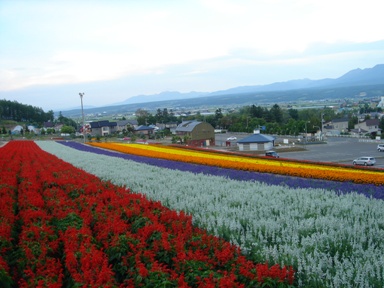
[321,113,324,141]
[305,121,310,148]
[79,93,86,143]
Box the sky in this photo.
[1,0,384,111]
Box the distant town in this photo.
[2,64,384,144]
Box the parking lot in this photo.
[280,137,384,168]
[216,134,384,168]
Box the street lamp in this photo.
[321,113,324,140]
[304,121,310,148]
[79,93,86,143]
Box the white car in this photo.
[226,136,237,141]
[352,157,376,166]
[377,144,384,152]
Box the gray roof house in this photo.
[323,118,349,136]
[237,131,275,151]
[43,122,55,128]
[134,125,155,136]
[116,120,138,132]
[89,120,117,136]
[353,118,381,136]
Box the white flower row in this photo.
[37,141,384,288]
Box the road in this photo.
[215,134,384,168]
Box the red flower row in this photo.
[0,141,294,287]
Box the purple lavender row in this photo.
[57,141,384,200]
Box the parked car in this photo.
[352,157,376,166]
[265,151,279,158]
[226,136,237,141]
[377,144,384,152]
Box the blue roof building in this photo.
[237,130,275,151]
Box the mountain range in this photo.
[61,64,384,117]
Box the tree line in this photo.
[0,100,80,136]
[0,99,54,124]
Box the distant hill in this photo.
[115,91,207,105]
[208,64,384,95]
[60,64,384,117]
[114,64,384,103]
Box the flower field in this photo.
[0,141,293,287]
[87,142,384,186]
[36,140,384,288]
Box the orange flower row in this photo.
[88,142,384,186]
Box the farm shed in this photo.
[175,121,215,146]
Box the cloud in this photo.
[1,0,384,110]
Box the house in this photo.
[12,125,38,135]
[115,120,138,133]
[236,130,275,151]
[353,118,381,136]
[157,121,178,133]
[27,125,38,134]
[44,122,64,132]
[89,120,117,136]
[54,124,64,132]
[322,118,349,135]
[43,122,55,129]
[175,120,215,146]
[11,125,23,135]
[134,125,155,137]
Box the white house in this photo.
[11,125,23,135]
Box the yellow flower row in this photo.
[88,142,384,186]
[115,143,345,173]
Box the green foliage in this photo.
[130,135,137,143]
[46,128,55,135]
[0,99,54,123]
[61,125,75,134]
[49,212,83,232]
[0,268,14,288]
[57,112,77,129]
[171,136,182,144]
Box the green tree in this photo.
[379,117,384,133]
[270,104,283,123]
[348,115,358,130]
[249,105,264,118]
[288,109,299,120]
[135,109,150,125]
[57,112,77,128]
[204,115,217,128]
[61,125,75,134]
[215,108,223,121]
